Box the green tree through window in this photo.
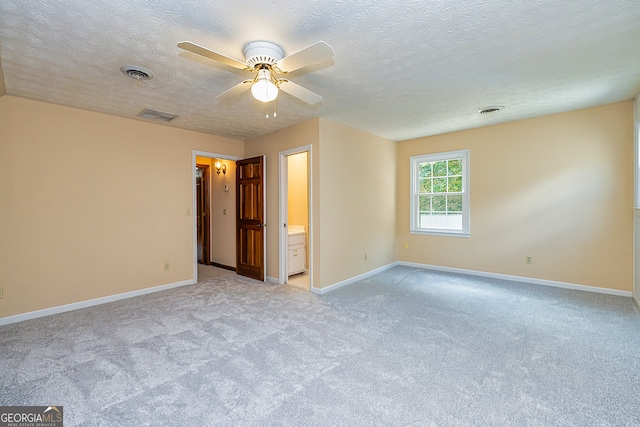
[411,150,469,235]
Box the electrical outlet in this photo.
[364,253,368,261]
[223,208,227,215]
[164,262,170,270]
[525,256,532,264]
[404,242,409,248]
[186,208,191,216]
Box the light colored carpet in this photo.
[197,263,236,282]
[1,266,639,426]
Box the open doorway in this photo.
[195,164,211,265]
[192,151,241,282]
[279,146,312,290]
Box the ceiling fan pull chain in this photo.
[266,99,277,119]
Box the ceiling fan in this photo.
[177,40,334,105]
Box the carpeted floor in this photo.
[197,263,237,282]
[1,266,639,426]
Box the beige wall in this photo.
[633,96,639,303]
[0,96,243,317]
[397,102,634,292]
[210,159,237,268]
[318,118,397,288]
[288,152,309,267]
[287,152,308,230]
[2,94,633,319]
[244,118,397,289]
[244,119,320,283]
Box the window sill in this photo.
[410,229,470,238]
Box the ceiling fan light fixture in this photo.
[251,69,278,103]
[178,39,333,105]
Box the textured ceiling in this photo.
[1,0,640,141]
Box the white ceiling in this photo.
[1,0,639,142]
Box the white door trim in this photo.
[278,145,312,289]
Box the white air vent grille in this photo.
[479,106,504,114]
[121,65,154,81]
[137,108,178,122]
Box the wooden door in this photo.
[236,156,265,281]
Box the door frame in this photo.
[634,120,640,309]
[192,150,242,282]
[278,145,313,289]
[195,163,211,265]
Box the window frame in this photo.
[410,149,470,237]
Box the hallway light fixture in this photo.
[214,160,226,175]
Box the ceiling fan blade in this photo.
[217,80,253,101]
[178,41,248,70]
[276,41,334,73]
[278,80,323,105]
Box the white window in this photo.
[410,150,470,237]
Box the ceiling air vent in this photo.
[120,65,154,81]
[137,108,178,122]
[479,106,504,114]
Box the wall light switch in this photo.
[224,184,229,192]
[186,208,191,216]
[0,288,3,298]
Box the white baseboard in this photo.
[0,279,196,326]
[397,261,633,297]
[311,263,396,295]
[4,264,632,326]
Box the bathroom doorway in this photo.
[279,146,312,290]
